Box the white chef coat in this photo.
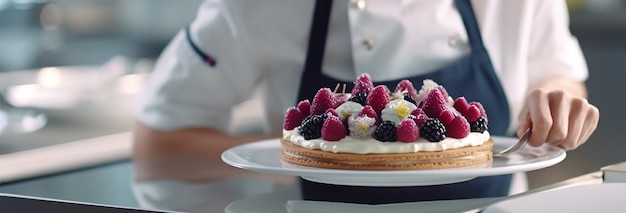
[138,0,587,136]
[135,1,584,211]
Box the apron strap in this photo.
[301,0,333,82]
[455,0,487,53]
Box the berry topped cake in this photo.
[281,74,492,170]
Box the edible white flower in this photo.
[381,99,417,126]
[348,116,376,138]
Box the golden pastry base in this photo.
[280,138,493,170]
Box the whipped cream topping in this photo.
[335,101,363,121]
[283,129,490,154]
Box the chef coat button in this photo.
[362,38,374,50]
[448,35,460,47]
[352,0,366,11]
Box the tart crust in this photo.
[280,138,493,170]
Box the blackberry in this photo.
[349,92,368,106]
[299,114,328,140]
[374,121,396,142]
[403,93,417,105]
[470,117,488,133]
[420,118,446,142]
[301,115,312,124]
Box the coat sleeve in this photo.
[137,0,261,132]
[526,0,588,88]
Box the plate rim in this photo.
[221,136,566,185]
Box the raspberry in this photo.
[470,117,488,133]
[297,100,311,117]
[283,107,306,130]
[437,86,449,99]
[412,114,428,127]
[438,109,455,126]
[446,116,470,138]
[299,114,328,140]
[348,115,376,138]
[415,79,440,103]
[453,97,470,114]
[420,118,446,142]
[470,102,488,123]
[411,108,426,117]
[374,121,396,142]
[396,118,420,142]
[349,92,368,106]
[420,89,447,118]
[351,73,374,95]
[410,108,428,126]
[310,88,335,115]
[358,105,377,119]
[322,115,347,141]
[325,108,339,117]
[366,85,390,114]
[464,105,482,122]
[333,93,351,108]
[394,80,418,100]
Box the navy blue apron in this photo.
[296,0,512,204]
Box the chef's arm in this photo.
[132,121,283,182]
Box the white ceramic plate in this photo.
[221,136,565,187]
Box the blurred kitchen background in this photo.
[0,0,624,209]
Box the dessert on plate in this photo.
[281,74,492,170]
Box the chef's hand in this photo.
[516,79,599,150]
